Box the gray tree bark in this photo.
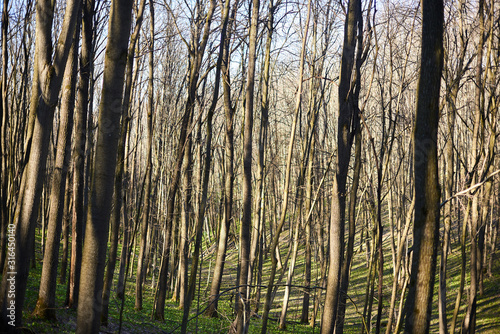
[0,0,80,328]
[321,0,361,332]
[75,0,134,331]
[33,19,79,320]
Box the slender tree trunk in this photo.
[180,7,225,327]
[463,2,485,332]
[276,1,312,329]
[153,0,215,319]
[236,0,259,332]
[403,0,443,332]
[75,1,134,331]
[0,0,9,272]
[135,11,155,306]
[33,20,79,319]
[0,0,80,328]
[321,0,360,332]
[301,134,314,324]
[205,0,237,318]
[68,0,94,308]
[59,174,72,284]
[450,198,468,334]
[114,0,147,305]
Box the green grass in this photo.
[14,220,500,333]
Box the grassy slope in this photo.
[18,222,500,333]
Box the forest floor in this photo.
[18,225,500,333]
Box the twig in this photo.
[440,169,500,208]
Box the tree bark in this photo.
[403,0,443,332]
[0,0,80,328]
[235,0,259,332]
[205,0,237,318]
[0,0,9,272]
[153,0,216,319]
[75,0,134,331]
[135,0,155,309]
[67,0,94,308]
[33,19,79,320]
[321,0,361,333]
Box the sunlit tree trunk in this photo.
[237,0,259,331]
[135,0,154,309]
[76,0,134,331]
[205,0,237,318]
[0,0,9,272]
[321,0,361,332]
[68,0,94,308]
[0,0,80,328]
[33,19,79,319]
[277,0,312,329]
[153,0,215,319]
[403,0,443,332]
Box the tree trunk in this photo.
[33,20,79,319]
[276,0,312,329]
[463,1,485,332]
[153,0,215,319]
[59,173,72,284]
[236,0,259,332]
[321,0,361,332]
[0,0,80,328]
[75,1,134,331]
[180,5,225,327]
[68,0,94,308]
[0,0,9,272]
[403,0,443,332]
[205,0,237,318]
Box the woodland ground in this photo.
[15,224,500,334]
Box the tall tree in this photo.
[403,0,443,333]
[32,17,80,320]
[112,0,147,305]
[76,0,134,331]
[0,0,9,272]
[68,0,95,308]
[440,2,469,332]
[153,0,216,319]
[277,0,312,328]
[0,0,80,328]
[135,0,153,311]
[205,0,238,318]
[236,0,260,331]
[321,0,361,332]
[180,0,227,327]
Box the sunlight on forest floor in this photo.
[17,230,500,333]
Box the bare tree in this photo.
[33,17,79,320]
[236,0,260,332]
[0,0,80,327]
[403,0,443,332]
[67,0,95,308]
[205,0,239,318]
[321,0,361,332]
[76,0,134,331]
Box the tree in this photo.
[153,0,216,319]
[205,0,239,318]
[0,0,80,328]
[0,0,9,272]
[76,0,134,331]
[403,0,443,333]
[321,0,361,332]
[32,16,79,320]
[236,0,259,331]
[67,0,95,308]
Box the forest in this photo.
[0,0,499,333]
